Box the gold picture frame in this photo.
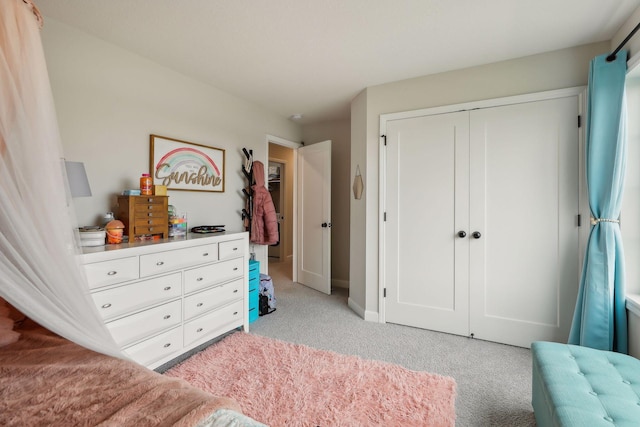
[150,134,225,192]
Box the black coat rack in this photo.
[241,148,254,233]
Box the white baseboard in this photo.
[347,297,379,323]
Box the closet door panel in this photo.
[468,97,580,347]
[384,111,470,335]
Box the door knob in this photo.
[457,231,467,238]
[321,222,332,228]
[472,231,482,239]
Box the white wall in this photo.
[350,42,610,318]
[42,18,301,267]
[611,6,640,60]
[302,119,351,289]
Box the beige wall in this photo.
[351,42,610,318]
[302,120,351,289]
[42,18,301,267]
[268,143,295,260]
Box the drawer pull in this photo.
[197,302,203,307]
[232,247,238,251]
[233,289,238,293]
[233,267,238,271]
[147,198,154,202]
[197,277,204,281]
[164,286,171,291]
[148,212,154,216]
[107,271,117,276]
[233,311,239,316]
[156,261,164,266]
[149,227,154,231]
[163,343,171,348]
[163,315,171,320]
[202,252,209,257]
[101,303,112,309]
[148,220,153,224]
[197,328,203,333]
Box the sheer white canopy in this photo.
[0,0,121,357]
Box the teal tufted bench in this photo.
[531,341,640,426]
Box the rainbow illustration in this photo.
[155,147,221,177]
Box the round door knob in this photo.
[322,222,332,228]
[458,231,467,238]
[472,231,482,239]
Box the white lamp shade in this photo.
[65,161,92,197]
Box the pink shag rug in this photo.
[165,332,456,426]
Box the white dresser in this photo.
[80,232,249,369]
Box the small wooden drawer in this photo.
[106,300,181,347]
[140,243,218,277]
[219,239,245,260]
[183,278,244,320]
[134,196,166,206]
[184,257,244,294]
[123,326,183,367]
[183,300,243,347]
[91,272,182,321]
[134,224,168,235]
[84,256,139,289]
[133,216,167,225]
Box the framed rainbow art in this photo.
[150,134,225,192]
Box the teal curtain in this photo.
[569,52,628,353]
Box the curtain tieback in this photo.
[590,217,620,225]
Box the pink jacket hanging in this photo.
[250,161,279,245]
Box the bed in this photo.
[0,303,265,427]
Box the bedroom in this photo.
[2,0,640,425]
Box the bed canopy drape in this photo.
[568,51,628,353]
[0,0,121,357]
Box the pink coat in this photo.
[250,161,279,245]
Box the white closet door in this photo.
[384,111,470,335]
[468,97,580,347]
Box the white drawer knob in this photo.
[101,303,112,309]
[163,315,171,320]
[107,271,117,276]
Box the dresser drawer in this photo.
[92,272,181,321]
[139,243,218,277]
[106,300,181,347]
[219,239,245,260]
[183,278,244,320]
[184,257,244,294]
[183,300,243,347]
[123,326,182,367]
[84,256,139,289]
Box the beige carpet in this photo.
[165,332,457,426]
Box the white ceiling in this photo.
[36,0,640,125]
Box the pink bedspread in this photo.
[0,324,241,426]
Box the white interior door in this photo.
[384,112,470,335]
[468,97,580,347]
[297,140,332,294]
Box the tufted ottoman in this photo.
[531,341,640,426]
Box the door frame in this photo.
[378,86,588,323]
[265,135,301,280]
